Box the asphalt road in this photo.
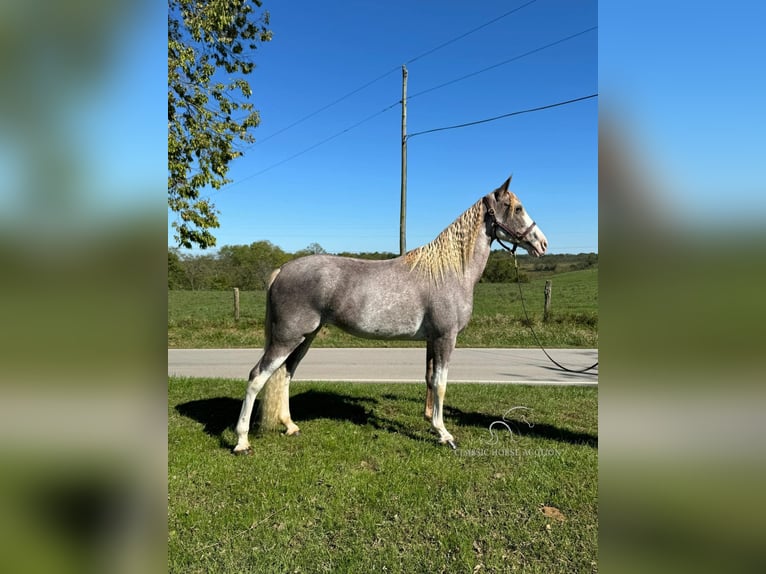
[168,348,598,385]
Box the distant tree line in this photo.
[480,250,598,283]
[168,242,597,290]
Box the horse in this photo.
[233,176,548,454]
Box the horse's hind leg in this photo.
[233,341,301,454]
[277,330,319,436]
[273,366,300,436]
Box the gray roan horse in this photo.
[234,176,548,454]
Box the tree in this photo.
[294,242,327,258]
[481,251,528,283]
[181,252,221,290]
[168,248,188,289]
[218,241,289,289]
[168,0,272,249]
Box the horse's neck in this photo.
[463,227,493,287]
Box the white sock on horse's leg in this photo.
[278,372,300,436]
[234,356,288,453]
[430,366,455,446]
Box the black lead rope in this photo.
[496,240,599,374]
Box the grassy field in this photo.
[168,267,597,349]
[169,377,598,573]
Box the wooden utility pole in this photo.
[233,287,240,320]
[400,65,408,256]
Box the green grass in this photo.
[168,268,597,348]
[169,377,598,573]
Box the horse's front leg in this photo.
[429,335,457,449]
[424,340,435,421]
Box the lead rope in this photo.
[507,248,599,374]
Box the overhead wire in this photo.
[221,101,401,189]
[405,0,538,65]
[407,93,598,139]
[408,25,597,101]
[248,0,540,147]
[244,65,401,149]
[222,92,597,191]
[224,4,595,186]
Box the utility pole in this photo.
[400,65,408,256]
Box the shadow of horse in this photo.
[379,392,597,447]
[444,404,597,447]
[175,390,381,449]
[176,388,596,450]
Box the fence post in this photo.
[544,280,552,322]
[233,287,240,321]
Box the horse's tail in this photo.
[256,268,290,432]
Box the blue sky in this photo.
[169,0,598,255]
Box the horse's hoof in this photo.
[446,440,457,450]
[233,447,253,456]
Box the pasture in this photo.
[169,377,597,573]
[168,267,597,349]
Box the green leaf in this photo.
[168,0,272,249]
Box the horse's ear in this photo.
[492,176,512,203]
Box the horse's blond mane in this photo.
[404,199,485,283]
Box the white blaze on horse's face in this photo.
[496,190,548,257]
[517,203,548,257]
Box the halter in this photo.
[482,196,537,254]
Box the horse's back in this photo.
[271,254,430,340]
[274,254,398,299]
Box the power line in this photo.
[408,25,598,101]
[407,93,598,139]
[221,101,400,190]
[237,24,597,177]
[405,0,538,65]
[223,14,596,184]
[233,19,595,152]
[249,0,539,147]
[223,93,597,189]
[247,65,400,149]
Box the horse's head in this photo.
[485,176,548,257]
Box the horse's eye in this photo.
[515,205,523,214]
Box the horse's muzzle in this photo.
[529,229,548,257]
